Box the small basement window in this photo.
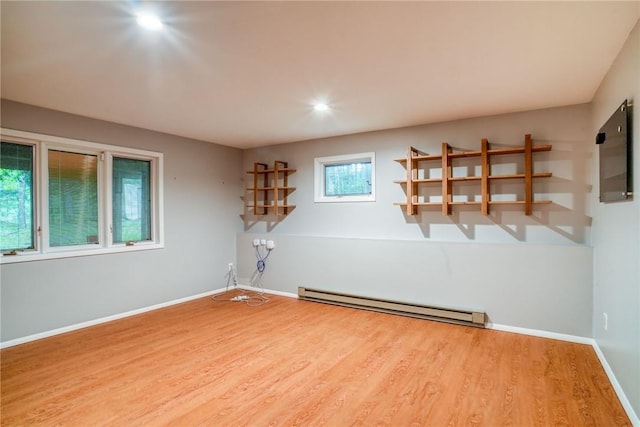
[314,152,375,203]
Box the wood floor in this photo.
[1,291,630,426]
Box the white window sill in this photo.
[0,243,164,264]
[315,195,376,203]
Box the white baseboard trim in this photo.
[592,341,640,426]
[487,323,593,345]
[0,287,229,349]
[236,284,299,299]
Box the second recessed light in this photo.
[313,103,330,112]
[136,12,163,31]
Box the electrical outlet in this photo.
[260,239,266,246]
[603,312,608,331]
[266,240,275,249]
[228,262,233,272]
[252,239,260,247]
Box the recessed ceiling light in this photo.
[313,102,330,112]
[136,12,163,31]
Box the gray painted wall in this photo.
[1,100,243,342]
[237,233,592,336]
[238,104,594,337]
[591,19,640,417]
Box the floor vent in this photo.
[298,287,486,328]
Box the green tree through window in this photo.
[314,152,376,203]
[0,142,34,251]
[325,162,372,196]
[113,157,151,243]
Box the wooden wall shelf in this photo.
[394,134,552,216]
[246,161,296,216]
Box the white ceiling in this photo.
[2,1,639,149]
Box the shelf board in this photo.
[395,173,550,185]
[247,204,296,209]
[448,150,482,159]
[247,187,296,191]
[246,168,297,174]
[488,172,552,180]
[450,176,481,181]
[450,201,482,205]
[488,200,552,205]
[449,146,553,157]
[488,145,552,155]
[394,154,441,162]
[394,178,442,184]
[395,144,552,163]
[394,200,552,207]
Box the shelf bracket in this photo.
[442,143,452,216]
[406,147,418,215]
[481,138,490,215]
[524,134,533,215]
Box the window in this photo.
[48,150,99,247]
[0,142,35,252]
[314,152,375,203]
[0,128,164,263]
[112,157,151,243]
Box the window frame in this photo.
[44,144,102,252]
[111,155,153,244]
[0,138,38,252]
[1,128,164,264]
[314,152,376,203]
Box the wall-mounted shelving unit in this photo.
[246,160,296,216]
[394,134,552,216]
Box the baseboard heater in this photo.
[298,287,486,328]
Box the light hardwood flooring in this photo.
[1,291,631,426]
